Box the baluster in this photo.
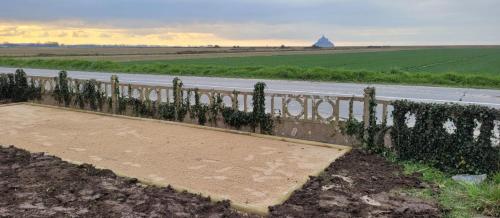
[110,75,118,114]
[282,95,286,119]
[349,97,354,121]
[166,88,170,103]
[334,98,340,126]
[157,88,162,103]
[243,94,248,112]
[311,96,317,121]
[270,95,275,116]
[40,79,45,93]
[119,85,123,97]
[140,87,145,101]
[232,92,238,111]
[382,103,388,126]
[303,95,308,120]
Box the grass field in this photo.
[1,47,499,89]
[0,46,416,61]
[135,47,500,74]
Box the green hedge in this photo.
[52,71,107,111]
[392,100,500,174]
[0,69,41,102]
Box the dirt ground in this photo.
[0,146,441,217]
[0,145,251,218]
[0,104,349,213]
[269,149,442,217]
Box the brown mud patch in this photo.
[1,145,440,217]
[269,149,442,217]
[0,145,252,217]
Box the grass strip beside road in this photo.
[1,58,500,89]
[403,162,500,217]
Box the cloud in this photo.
[72,31,89,38]
[38,31,50,37]
[0,27,26,37]
[99,33,112,38]
[0,0,499,45]
[2,0,499,27]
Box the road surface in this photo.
[1,67,499,108]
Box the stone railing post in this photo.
[111,75,119,114]
[363,87,376,146]
[232,91,239,111]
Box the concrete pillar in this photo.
[232,91,238,111]
[111,75,119,114]
[363,87,376,146]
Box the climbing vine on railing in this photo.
[392,100,499,174]
[363,87,384,153]
[72,80,85,109]
[220,83,274,134]
[0,74,13,101]
[171,77,187,121]
[0,69,41,102]
[83,79,106,111]
[129,98,144,116]
[118,95,128,114]
[252,82,273,134]
[221,90,253,129]
[342,97,364,137]
[107,97,113,113]
[185,89,192,119]
[231,90,239,110]
[222,107,253,129]
[18,73,276,135]
[192,89,209,125]
[121,84,133,114]
[209,92,223,125]
[52,71,106,111]
[341,90,386,153]
[158,102,175,120]
[53,71,72,106]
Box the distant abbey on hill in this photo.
[313,35,335,48]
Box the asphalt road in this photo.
[2,67,499,108]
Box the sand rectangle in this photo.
[0,103,349,214]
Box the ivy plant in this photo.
[392,100,499,174]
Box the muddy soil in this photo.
[0,145,252,218]
[0,146,440,217]
[269,149,441,217]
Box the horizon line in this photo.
[1,42,500,48]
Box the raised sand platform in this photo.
[0,103,349,214]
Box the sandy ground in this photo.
[0,104,348,213]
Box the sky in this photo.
[0,0,499,46]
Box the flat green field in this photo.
[1,47,500,88]
[132,47,500,75]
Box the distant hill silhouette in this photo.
[313,36,334,48]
